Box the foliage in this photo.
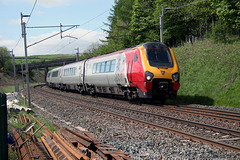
[0,46,13,71]
[106,0,135,48]
[171,39,240,108]
[87,0,239,54]
[29,69,35,78]
[0,83,41,93]
[15,54,75,65]
[211,21,231,43]
[213,0,240,30]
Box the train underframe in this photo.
[48,81,177,104]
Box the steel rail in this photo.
[148,104,240,123]
[35,85,240,123]
[34,88,240,153]
[115,105,240,137]
[166,105,240,118]
[35,88,240,137]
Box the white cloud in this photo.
[9,18,21,25]
[24,0,79,8]
[0,28,107,57]
[35,10,45,15]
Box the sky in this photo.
[0,0,115,57]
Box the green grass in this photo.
[15,54,75,65]
[8,111,59,139]
[170,39,240,108]
[0,86,16,93]
[0,83,43,93]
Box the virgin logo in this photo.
[161,71,165,75]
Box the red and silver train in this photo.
[46,42,180,102]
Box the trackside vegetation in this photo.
[171,39,240,108]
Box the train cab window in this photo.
[47,72,51,78]
[145,43,173,68]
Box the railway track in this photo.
[32,86,240,153]
[100,96,240,123]
[154,104,240,123]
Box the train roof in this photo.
[48,42,169,72]
[87,42,168,60]
[137,42,168,48]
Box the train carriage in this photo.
[46,67,62,88]
[47,42,180,102]
[61,61,85,92]
[84,50,129,95]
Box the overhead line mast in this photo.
[20,12,79,107]
[21,13,31,107]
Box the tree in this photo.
[130,0,156,45]
[106,0,134,48]
[92,0,239,56]
[153,0,213,46]
[0,47,13,72]
[213,0,240,30]
[0,47,11,68]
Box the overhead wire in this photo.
[12,37,22,50]
[52,24,107,54]
[47,9,110,54]
[69,9,110,35]
[12,0,38,52]
[26,0,38,26]
[81,9,109,27]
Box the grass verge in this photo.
[171,39,240,108]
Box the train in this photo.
[46,42,180,103]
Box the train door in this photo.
[59,69,63,84]
[115,53,128,86]
[127,50,144,87]
[127,60,133,84]
[82,60,88,83]
[126,51,135,86]
[79,65,82,83]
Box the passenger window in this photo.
[100,62,105,73]
[52,71,59,77]
[110,60,116,72]
[73,67,76,75]
[96,63,101,73]
[105,61,111,72]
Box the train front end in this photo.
[139,42,180,101]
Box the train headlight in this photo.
[172,72,179,82]
[145,71,154,81]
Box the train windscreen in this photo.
[145,43,173,68]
